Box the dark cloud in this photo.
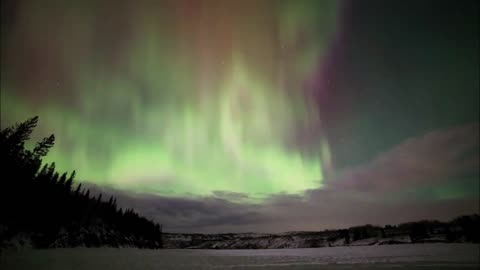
[84,184,266,233]
[83,123,479,233]
[211,191,251,202]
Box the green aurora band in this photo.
[1,0,339,199]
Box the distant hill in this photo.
[163,214,479,249]
[0,116,163,249]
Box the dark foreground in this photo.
[1,243,478,270]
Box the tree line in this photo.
[328,215,479,245]
[0,116,163,248]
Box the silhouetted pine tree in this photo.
[0,116,163,248]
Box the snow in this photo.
[1,243,478,270]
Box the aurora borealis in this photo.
[1,0,479,232]
[1,0,339,198]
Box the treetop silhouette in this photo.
[0,116,163,249]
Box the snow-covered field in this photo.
[1,243,478,269]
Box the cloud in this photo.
[329,122,479,192]
[83,122,479,233]
[84,184,266,233]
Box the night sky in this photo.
[1,0,478,232]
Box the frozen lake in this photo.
[1,243,479,269]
